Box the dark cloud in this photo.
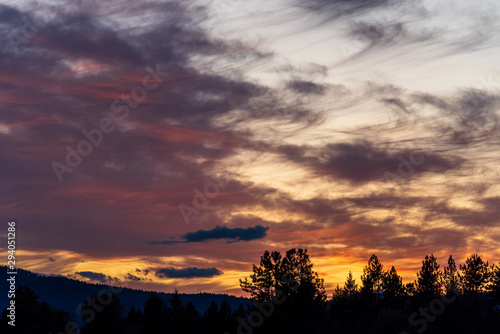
[413,89,500,146]
[273,197,351,225]
[0,4,21,23]
[136,268,150,275]
[125,273,144,281]
[277,141,462,184]
[184,225,269,243]
[145,224,270,245]
[76,271,112,283]
[38,15,144,65]
[298,0,393,19]
[344,194,430,210]
[425,197,500,228]
[287,80,325,95]
[155,267,223,278]
[349,21,406,47]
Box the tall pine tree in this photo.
[459,253,490,294]
[416,254,441,297]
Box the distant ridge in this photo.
[0,266,249,322]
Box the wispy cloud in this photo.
[1,0,500,294]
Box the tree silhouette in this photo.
[183,302,201,333]
[416,253,441,297]
[123,305,144,334]
[382,266,404,298]
[344,271,358,297]
[80,293,124,334]
[361,254,386,298]
[442,255,460,295]
[143,292,168,333]
[168,288,186,332]
[217,298,234,332]
[240,250,282,302]
[404,281,416,296]
[459,253,490,294]
[202,300,218,334]
[240,248,327,334]
[232,302,247,320]
[240,248,325,304]
[0,286,70,333]
[487,262,500,300]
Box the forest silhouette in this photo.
[2,248,500,333]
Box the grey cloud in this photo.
[75,271,114,283]
[145,224,270,245]
[277,141,462,184]
[125,273,144,281]
[413,89,500,146]
[287,80,326,95]
[184,224,269,243]
[155,267,223,278]
[298,0,393,19]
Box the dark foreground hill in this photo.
[0,266,249,321]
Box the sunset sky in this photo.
[1,0,500,296]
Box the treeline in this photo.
[235,249,500,334]
[1,249,500,333]
[329,253,500,334]
[0,286,248,333]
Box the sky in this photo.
[1,0,500,296]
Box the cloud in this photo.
[277,141,462,184]
[75,271,114,284]
[296,0,497,61]
[145,224,270,245]
[348,20,407,52]
[125,273,144,281]
[287,80,325,95]
[297,0,393,19]
[0,0,314,259]
[410,88,500,146]
[155,267,223,278]
[1,0,500,295]
[0,4,21,23]
[136,268,150,275]
[184,225,269,243]
[424,197,500,228]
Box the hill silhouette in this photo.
[0,266,249,325]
